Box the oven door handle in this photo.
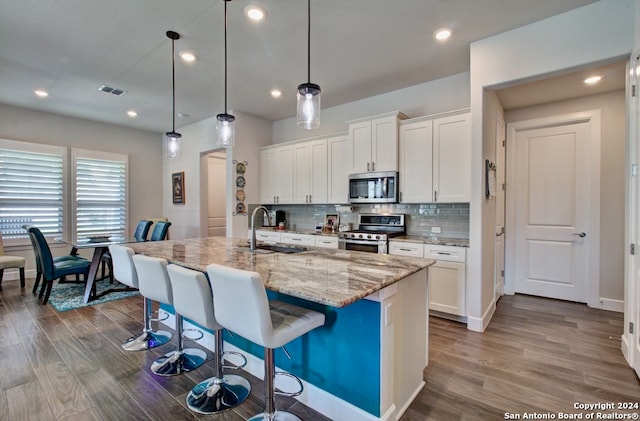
[338,238,384,246]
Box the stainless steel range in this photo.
[338,213,406,254]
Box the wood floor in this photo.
[1,278,639,420]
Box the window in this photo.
[0,139,129,246]
[0,139,66,244]
[72,149,128,241]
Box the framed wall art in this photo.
[172,171,185,204]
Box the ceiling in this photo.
[0,0,604,134]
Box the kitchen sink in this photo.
[236,244,309,254]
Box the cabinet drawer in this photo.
[424,245,465,263]
[255,230,281,243]
[315,236,338,249]
[280,233,316,247]
[389,241,424,257]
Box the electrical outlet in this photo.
[431,226,441,234]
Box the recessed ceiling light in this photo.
[434,28,452,41]
[584,75,602,85]
[179,51,196,63]
[245,5,266,21]
[34,89,49,98]
[270,89,282,98]
[126,110,138,118]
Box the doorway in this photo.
[506,112,600,303]
[206,151,227,237]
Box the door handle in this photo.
[572,232,586,238]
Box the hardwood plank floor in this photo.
[401,294,640,421]
[1,278,638,420]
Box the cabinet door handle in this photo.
[399,191,403,202]
[399,248,414,252]
[367,162,370,172]
[371,162,375,171]
[436,251,452,255]
[434,190,438,202]
[309,194,312,203]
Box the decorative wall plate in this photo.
[236,162,246,174]
[236,203,246,213]
[236,189,245,201]
[236,175,246,187]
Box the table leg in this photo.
[83,247,106,303]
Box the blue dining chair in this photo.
[149,221,171,241]
[23,224,88,294]
[26,226,91,305]
[134,220,153,242]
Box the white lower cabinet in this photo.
[314,236,338,249]
[254,230,281,243]
[389,241,467,319]
[280,232,316,247]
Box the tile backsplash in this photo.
[248,203,469,239]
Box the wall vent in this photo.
[98,84,127,96]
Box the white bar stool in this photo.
[132,254,206,376]
[108,245,171,351]
[167,264,251,414]
[206,263,325,421]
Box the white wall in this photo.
[469,0,635,331]
[505,90,626,303]
[272,72,470,143]
[0,103,163,271]
[162,110,272,240]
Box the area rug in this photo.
[47,281,140,312]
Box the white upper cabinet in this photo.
[399,119,433,203]
[433,113,470,203]
[260,144,293,204]
[293,139,328,204]
[327,134,351,204]
[348,112,405,173]
[399,111,470,203]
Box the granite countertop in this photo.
[392,235,469,247]
[128,237,433,308]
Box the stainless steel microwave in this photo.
[348,171,399,204]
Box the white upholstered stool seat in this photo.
[207,263,325,421]
[0,231,26,288]
[167,264,250,414]
[108,245,171,351]
[132,254,206,376]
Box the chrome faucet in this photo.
[250,205,272,251]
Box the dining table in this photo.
[64,236,135,303]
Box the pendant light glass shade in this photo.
[297,0,320,130]
[165,131,181,159]
[297,82,321,130]
[216,113,235,147]
[166,30,182,158]
[216,0,235,148]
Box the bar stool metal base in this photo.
[248,411,302,421]
[186,374,251,415]
[121,330,172,352]
[151,348,207,376]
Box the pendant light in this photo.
[296,0,321,130]
[165,30,182,159]
[216,0,235,147]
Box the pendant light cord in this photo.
[171,36,176,132]
[224,0,229,113]
[307,0,311,84]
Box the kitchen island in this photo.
[128,236,434,421]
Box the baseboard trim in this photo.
[160,311,387,421]
[466,301,496,332]
[593,298,624,313]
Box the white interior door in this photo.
[630,52,640,378]
[207,152,226,237]
[495,112,506,300]
[513,120,593,302]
